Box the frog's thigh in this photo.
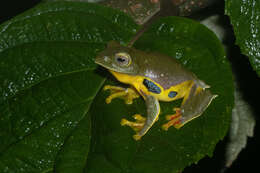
[134,95,160,140]
[180,84,217,126]
[162,84,217,130]
[121,95,160,140]
[103,85,140,104]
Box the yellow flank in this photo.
[109,70,194,102]
[163,80,193,102]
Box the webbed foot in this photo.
[162,108,183,130]
[121,114,146,140]
[104,85,139,104]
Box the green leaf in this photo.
[54,110,92,173]
[225,0,260,76]
[0,1,137,173]
[87,17,234,173]
[0,1,234,173]
[0,1,137,105]
[0,71,103,172]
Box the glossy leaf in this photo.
[54,111,92,173]
[0,1,137,173]
[225,0,260,76]
[0,1,137,105]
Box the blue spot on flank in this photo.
[143,79,161,94]
[168,91,177,98]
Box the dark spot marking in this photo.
[143,79,161,94]
[168,91,177,98]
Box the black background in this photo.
[0,0,259,173]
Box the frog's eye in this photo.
[115,52,131,66]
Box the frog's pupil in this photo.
[117,57,125,63]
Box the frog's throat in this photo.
[109,70,141,85]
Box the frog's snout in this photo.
[95,55,108,65]
[94,55,102,65]
[95,54,114,71]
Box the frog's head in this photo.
[95,41,139,75]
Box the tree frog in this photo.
[95,41,217,140]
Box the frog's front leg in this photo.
[121,95,160,140]
[104,85,140,104]
[162,84,217,130]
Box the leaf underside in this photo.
[0,2,233,173]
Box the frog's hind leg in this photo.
[121,114,146,133]
[162,108,182,130]
[162,84,217,131]
[104,85,140,104]
[121,95,160,140]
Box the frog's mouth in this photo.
[95,56,109,66]
[95,60,128,74]
[95,57,116,72]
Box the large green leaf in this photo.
[0,1,233,173]
[225,0,260,76]
[0,1,137,172]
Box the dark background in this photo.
[0,0,259,173]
